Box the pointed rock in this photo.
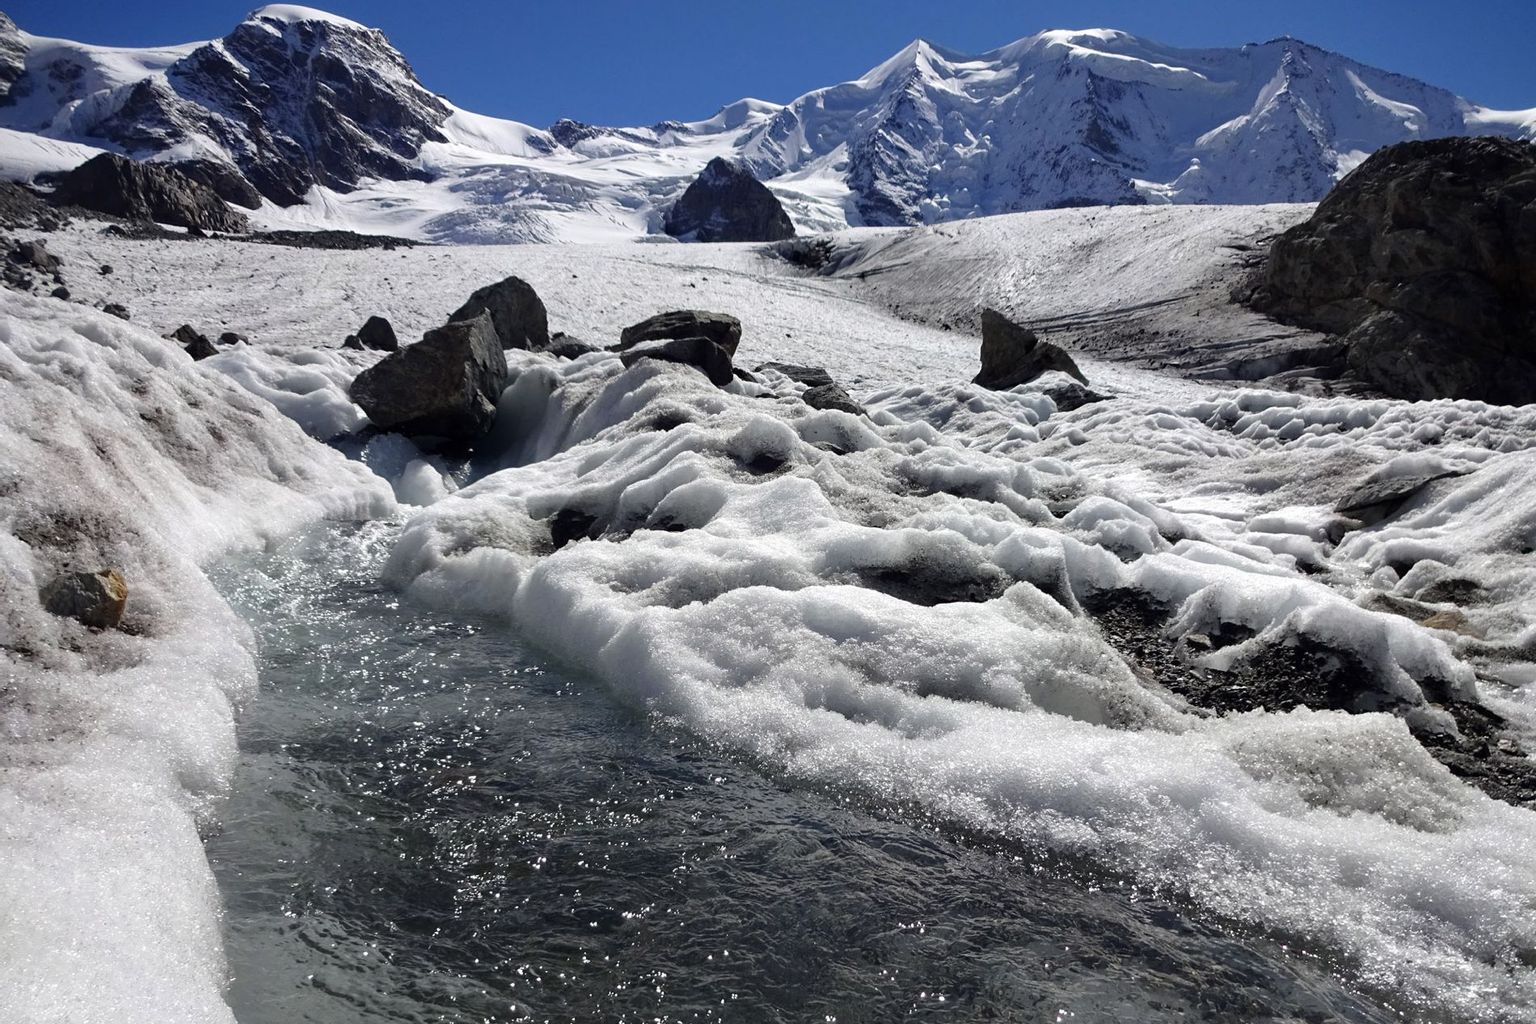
[349,312,507,446]
[973,308,1089,389]
[664,157,796,243]
[449,276,549,350]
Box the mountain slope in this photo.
[1,7,1531,242]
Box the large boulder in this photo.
[49,153,249,233]
[664,157,797,243]
[620,337,734,387]
[1244,137,1536,403]
[620,310,742,356]
[973,308,1089,389]
[349,312,507,446]
[448,276,549,350]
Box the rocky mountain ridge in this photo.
[1,7,1532,241]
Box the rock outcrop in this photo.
[349,312,507,446]
[49,153,249,233]
[973,308,1089,389]
[41,568,128,629]
[620,310,742,356]
[1244,137,1536,403]
[664,157,796,243]
[620,337,734,387]
[449,276,549,350]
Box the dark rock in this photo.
[1246,137,1536,403]
[349,312,507,445]
[342,335,364,351]
[167,324,218,360]
[50,153,248,233]
[169,158,263,209]
[448,276,549,350]
[50,285,70,300]
[1036,377,1112,412]
[620,337,734,387]
[620,310,742,356]
[41,568,128,629]
[1335,471,1461,526]
[973,307,1089,389]
[802,382,864,415]
[217,331,246,346]
[246,229,420,250]
[756,362,835,388]
[10,239,59,274]
[101,303,130,320]
[544,332,602,359]
[99,264,113,276]
[353,315,399,352]
[664,157,796,243]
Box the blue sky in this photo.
[11,1,1535,126]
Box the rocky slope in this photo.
[0,8,1532,241]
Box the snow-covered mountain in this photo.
[1,5,1532,242]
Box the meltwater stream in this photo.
[207,522,1401,1023]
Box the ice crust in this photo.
[389,353,1536,1020]
[0,294,392,1022]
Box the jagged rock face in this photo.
[69,8,449,206]
[349,312,507,446]
[50,153,249,232]
[1247,137,1536,403]
[664,158,795,242]
[169,159,264,209]
[0,13,25,95]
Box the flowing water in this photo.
[207,521,1402,1023]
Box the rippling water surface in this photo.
[208,522,1399,1023]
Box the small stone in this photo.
[217,331,247,346]
[50,286,70,301]
[802,382,864,415]
[40,568,128,629]
[100,264,114,276]
[166,324,217,360]
[102,302,130,320]
[353,315,399,352]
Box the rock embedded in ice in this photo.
[448,275,549,350]
[217,331,246,346]
[1334,471,1460,526]
[663,156,797,243]
[50,285,69,301]
[755,362,835,388]
[9,238,59,275]
[544,332,602,359]
[973,307,1089,389]
[342,315,398,352]
[165,324,218,361]
[50,153,250,234]
[39,568,128,629]
[619,309,743,356]
[101,302,129,320]
[349,311,507,446]
[802,381,864,416]
[619,336,735,387]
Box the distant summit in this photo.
[1,9,1531,242]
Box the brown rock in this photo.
[41,569,128,629]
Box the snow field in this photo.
[0,293,393,1022]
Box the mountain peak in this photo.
[245,5,372,31]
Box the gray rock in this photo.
[50,285,70,301]
[50,153,249,233]
[349,311,507,446]
[1335,471,1461,526]
[802,382,864,415]
[756,362,835,388]
[973,307,1089,389]
[620,336,734,387]
[41,568,128,629]
[217,331,247,345]
[448,276,549,350]
[10,239,59,274]
[169,158,263,209]
[1035,377,1112,412]
[544,332,602,359]
[664,157,796,243]
[1246,137,1536,403]
[101,303,130,320]
[620,310,742,357]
